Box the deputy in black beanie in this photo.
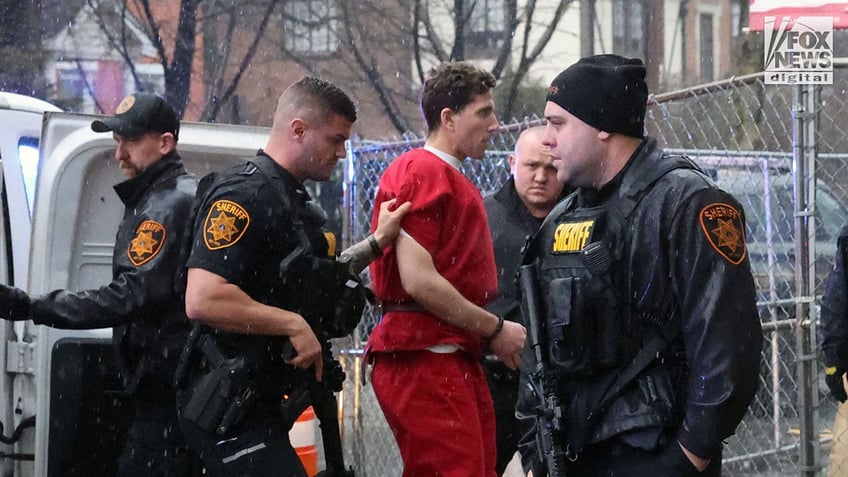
[516,54,762,476]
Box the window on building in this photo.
[731,2,741,38]
[54,63,91,112]
[466,0,506,53]
[700,13,714,82]
[135,63,165,95]
[283,0,338,54]
[612,0,645,59]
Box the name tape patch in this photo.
[552,219,595,254]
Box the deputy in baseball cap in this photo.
[92,92,180,141]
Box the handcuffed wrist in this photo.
[488,315,505,339]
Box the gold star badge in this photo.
[127,220,165,266]
[208,212,240,242]
[203,200,250,250]
[699,203,747,265]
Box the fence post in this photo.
[792,83,822,477]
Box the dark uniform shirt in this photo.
[517,138,762,471]
[185,150,329,400]
[30,151,197,399]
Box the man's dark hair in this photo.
[420,61,496,133]
[289,76,357,123]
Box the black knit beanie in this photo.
[546,54,648,138]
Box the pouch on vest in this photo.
[539,210,626,377]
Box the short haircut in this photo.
[284,76,357,123]
[420,61,496,133]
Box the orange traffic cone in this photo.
[289,406,319,476]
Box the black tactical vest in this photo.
[524,147,699,377]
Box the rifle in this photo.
[518,263,568,477]
[274,206,364,476]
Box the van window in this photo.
[18,136,38,216]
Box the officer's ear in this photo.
[291,118,307,142]
[158,132,176,155]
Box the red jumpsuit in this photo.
[367,147,499,477]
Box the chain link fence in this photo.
[331,62,848,476]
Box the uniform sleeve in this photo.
[30,190,194,329]
[185,179,279,285]
[821,226,848,369]
[669,188,763,457]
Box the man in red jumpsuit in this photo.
[366,61,527,477]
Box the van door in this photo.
[0,94,61,477]
[26,112,269,477]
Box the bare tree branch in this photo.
[490,0,518,78]
[203,0,279,121]
[87,0,143,91]
[339,2,412,132]
[502,0,572,116]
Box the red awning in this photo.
[749,1,848,30]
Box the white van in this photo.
[0,92,274,477]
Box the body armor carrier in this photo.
[524,150,700,378]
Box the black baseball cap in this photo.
[91,93,180,141]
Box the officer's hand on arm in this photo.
[0,284,31,321]
[340,198,413,275]
[372,198,412,250]
[826,366,848,402]
[679,442,710,472]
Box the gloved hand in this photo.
[825,365,848,402]
[0,284,31,321]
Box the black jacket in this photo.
[517,139,762,471]
[484,178,545,323]
[821,225,848,369]
[30,151,197,387]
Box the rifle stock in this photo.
[518,263,568,477]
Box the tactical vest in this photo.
[525,149,700,378]
[250,154,365,340]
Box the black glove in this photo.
[825,365,848,402]
[0,284,31,321]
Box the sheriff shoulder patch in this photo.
[699,202,746,265]
[203,200,250,250]
[128,220,165,266]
